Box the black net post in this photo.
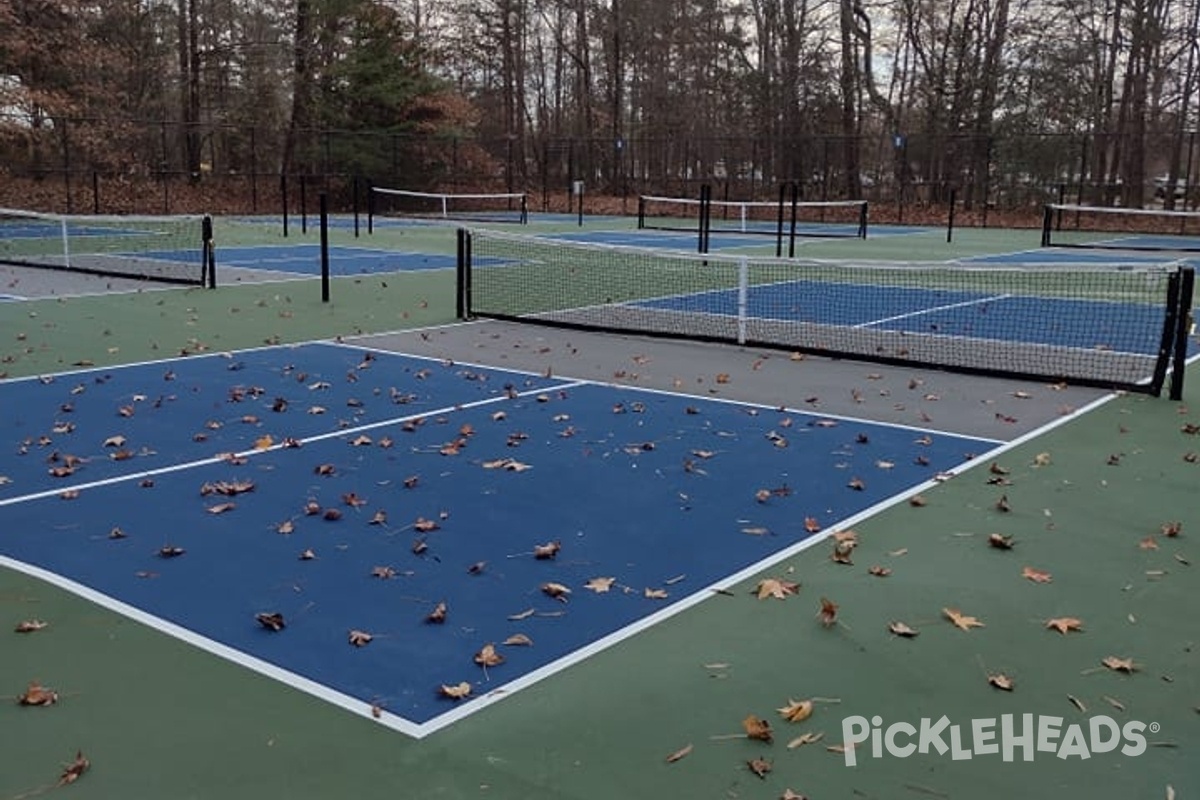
[1169,267,1195,401]
[319,193,330,303]
[456,227,471,319]
[92,171,100,214]
[637,196,646,229]
[367,180,374,234]
[281,174,289,237]
[300,175,308,235]
[947,189,957,243]
[775,182,786,258]
[202,215,216,289]
[1040,205,1052,247]
[788,181,800,258]
[352,176,360,238]
[698,184,711,254]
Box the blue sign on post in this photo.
[893,134,906,149]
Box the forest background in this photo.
[0,0,1197,223]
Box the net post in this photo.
[281,174,289,237]
[300,175,308,235]
[698,184,711,254]
[775,183,786,256]
[352,176,360,238]
[1169,267,1195,401]
[788,181,799,258]
[1040,204,1052,247]
[637,196,645,229]
[202,215,216,289]
[736,257,749,345]
[456,227,468,319]
[947,189,956,243]
[319,193,330,303]
[520,193,528,224]
[367,179,374,234]
[92,171,100,214]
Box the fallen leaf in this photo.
[1139,536,1160,550]
[644,587,669,599]
[1101,656,1137,673]
[158,545,185,558]
[781,789,809,800]
[439,681,472,699]
[747,757,772,778]
[276,519,295,535]
[817,597,839,627]
[777,698,814,722]
[584,576,616,593]
[804,517,821,533]
[255,612,285,631]
[988,533,1015,550]
[206,502,236,515]
[57,751,89,786]
[507,608,535,621]
[988,673,1015,691]
[18,681,59,706]
[371,565,397,579]
[786,732,825,749]
[541,582,571,601]
[909,494,927,507]
[867,565,891,577]
[474,643,505,667]
[943,607,985,631]
[755,577,799,600]
[995,495,1011,513]
[533,540,561,559]
[1022,566,1053,583]
[503,633,533,646]
[426,601,448,624]
[742,714,773,742]
[1161,521,1182,537]
[665,743,693,763]
[1033,452,1052,467]
[348,629,373,647]
[888,621,920,638]
[1068,694,1087,713]
[14,619,49,633]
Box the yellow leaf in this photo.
[584,576,616,593]
[1046,617,1083,634]
[503,633,533,647]
[786,732,825,749]
[777,698,814,722]
[754,577,799,600]
[943,607,985,631]
[439,681,472,700]
[742,714,773,742]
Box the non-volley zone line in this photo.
[0,343,1001,737]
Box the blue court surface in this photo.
[0,342,996,734]
[635,278,1195,357]
[0,221,151,239]
[205,244,492,275]
[964,249,1188,266]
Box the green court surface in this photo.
[1,217,1196,799]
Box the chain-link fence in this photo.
[1,113,1196,224]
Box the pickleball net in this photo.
[369,187,528,226]
[1042,203,1200,252]
[457,229,1194,397]
[639,194,868,239]
[0,208,212,286]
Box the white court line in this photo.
[854,293,1012,328]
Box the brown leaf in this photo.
[867,565,891,577]
[1139,536,1160,550]
[804,517,821,533]
[18,681,59,706]
[1022,566,1053,583]
[439,681,472,700]
[342,492,367,507]
[781,789,810,800]
[14,619,49,633]
[755,577,799,600]
[817,597,839,627]
[426,601,448,624]
[255,612,286,631]
[348,629,373,647]
[276,519,295,535]
[206,502,236,515]
[533,540,561,559]
[747,757,772,778]
[1102,656,1138,673]
[847,476,865,491]
[57,751,89,786]
[786,732,825,750]
[371,565,397,579]
[541,582,571,601]
[943,607,985,631]
[584,576,616,593]
[777,698,814,722]
[742,714,773,742]
[988,533,1015,550]
[1162,521,1182,537]
[988,673,1015,691]
[909,494,927,507]
[369,509,388,525]
[995,494,1011,513]
[413,517,440,532]
[507,607,535,621]
[323,508,343,521]
[888,621,920,638]
[314,463,335,476]
[158,545,185,558]
[643,587,669,599]
[665,743,693,763]
[502,633,533,646]
[474,643,505,667]
[299,548,316,560]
